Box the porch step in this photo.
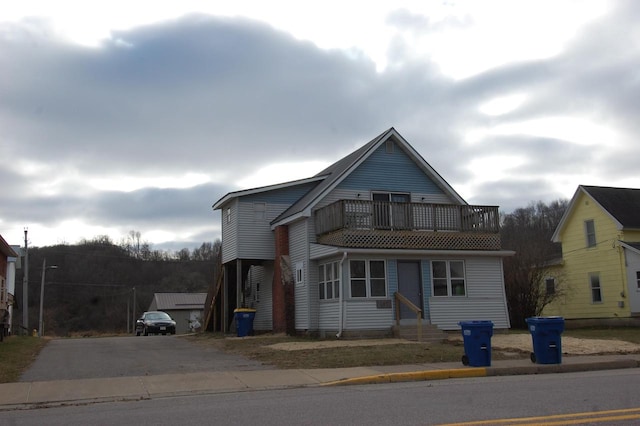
[392,323,447,342]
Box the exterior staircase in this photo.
[392,321,447,342]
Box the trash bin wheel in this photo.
[530,352,536,363]
[461,355,469,366]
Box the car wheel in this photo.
[143,327,149,336]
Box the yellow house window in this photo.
[585,220,596,248]
[589,273,602,303]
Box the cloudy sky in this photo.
[1,0,638,251]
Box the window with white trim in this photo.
[636,271,640,291]
[318,261,340,300]
[226,208,231,223]
[432,260,466,296]
[295,262,304,287]
[349,260,386,298]
[590,272,602,303]
[585,219,596,248]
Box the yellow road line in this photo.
[441,407,640,425]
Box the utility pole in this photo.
[22,228,28,334]
[132,287,136,333]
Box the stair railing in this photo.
[394,292,422,342]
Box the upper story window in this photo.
[254,202,266,221]
[226,208,231,224]
[636,271,640,291]
[585,219,596,248]
[589,272,602,303]
[432,260,466,296]
[296,262,304,287]
[349,260,386,298]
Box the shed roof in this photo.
[152,293,207,310]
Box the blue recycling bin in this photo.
[234,308,256,337]
[526,316,564,364]
[458,320,494,367]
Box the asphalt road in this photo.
[5,369,640,425]
[19,335,267,382]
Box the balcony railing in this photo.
[314,200,500,236]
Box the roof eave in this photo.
[212,175,326,210]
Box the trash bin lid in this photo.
[234,308,257,313]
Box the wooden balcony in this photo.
[314,200,501,251]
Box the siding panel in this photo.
[289,220,310,330]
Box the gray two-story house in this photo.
[209,128,512,337]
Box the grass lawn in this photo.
[187,333,528,369]
[0,336,48,383]
[563,327,640,344]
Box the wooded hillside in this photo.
[13,236,220,336]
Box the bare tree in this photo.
[501,200,568,328]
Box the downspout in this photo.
[336,252,348,338]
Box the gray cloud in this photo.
[1,3,639,249]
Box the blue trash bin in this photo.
[526,316,564,364]
[234,308,256,337]
[458,320,494,367]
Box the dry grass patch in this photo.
[186,333,527,369]
[0,336,48,383]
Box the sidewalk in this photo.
[1,354,639,410]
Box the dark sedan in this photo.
[136,311,177,336]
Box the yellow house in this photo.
[543,185,640,324]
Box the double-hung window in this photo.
[319,262,340,300]
[432,260,466,296]
[585,220,596,248]
[349,260,387,298]
[589,273,602,303]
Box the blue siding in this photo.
[387,259,398,295]
[337,143,445,195]
[243,182,317,204]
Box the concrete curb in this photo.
[486,359,640,376]
[322,359,640,387]
[322,368,487,386]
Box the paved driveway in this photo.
[20,335,267,382]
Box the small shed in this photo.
[148,293,207,335]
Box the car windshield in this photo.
[146,312,171,320]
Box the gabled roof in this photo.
[211,128,467,226]
[552,185,640,242]
[212,175,325,210]
[151,293,207,311]
[271,127,467,226]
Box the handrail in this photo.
[394,292,422,342]
[314,199,500,236]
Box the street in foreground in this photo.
[2,368,639,425]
